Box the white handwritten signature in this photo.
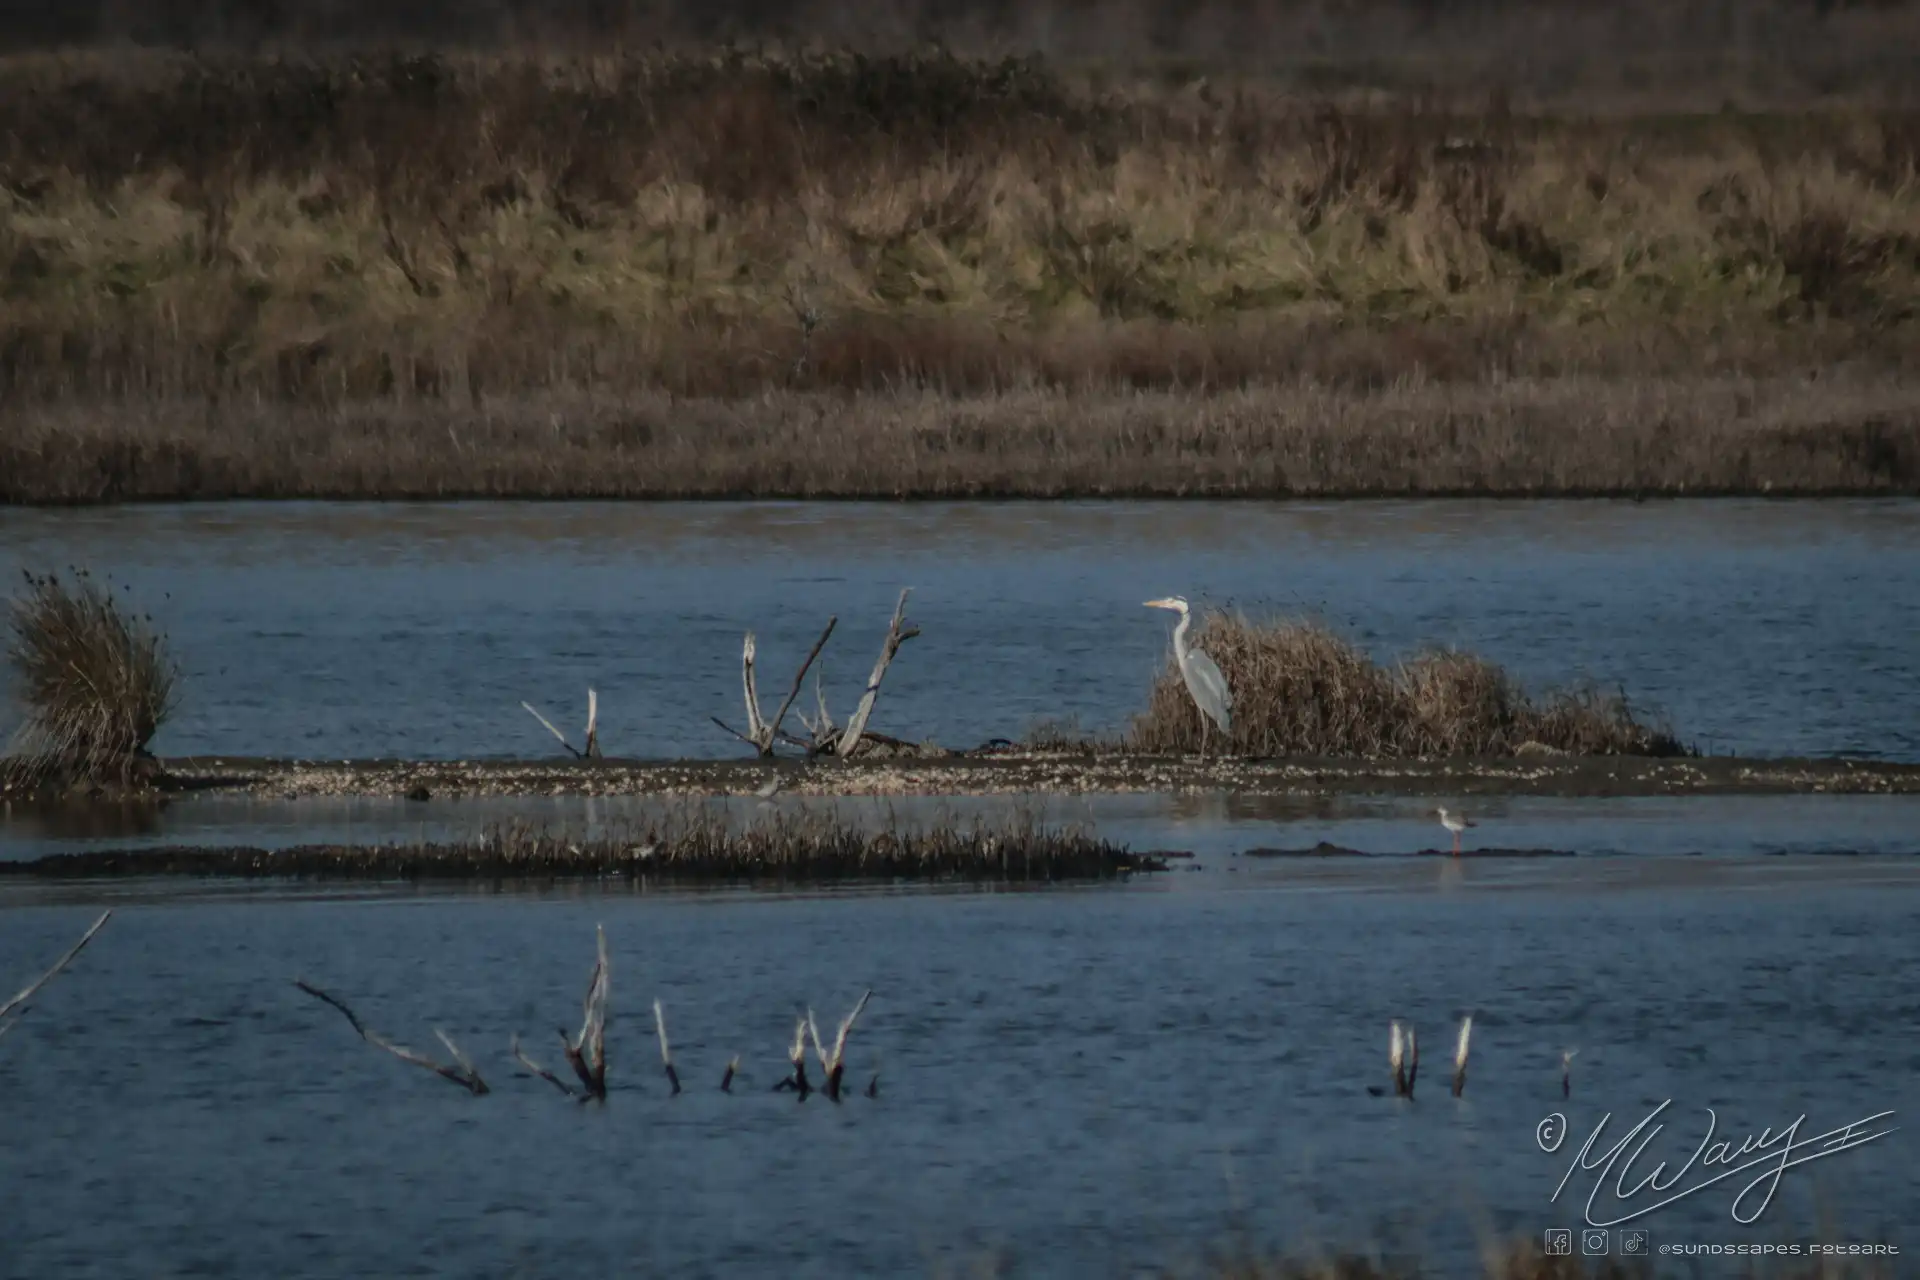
[1535,1102,1897,1227]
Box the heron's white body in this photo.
[1144,596,1232,757]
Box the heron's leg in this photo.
[1198,717,1208,762]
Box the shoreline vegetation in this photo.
[3,41,1918,503]
[0,809,1158,882]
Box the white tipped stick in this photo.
[652,998,681,1096]
[807,1007,828,1072]
[828,990,871,1072]
[720,1054,740,1093]
[1,909,112,1025]
[1452,1015,1473,1098]
[584,688,600,758]
[1389,1020,1405,1074]
[1405,1025,1420,1098]
[1562,1048,1579,1099]
[789,1016,808,1067]
[512,1031,578,1098]
[742,633,766,745]
[522,701,579,757]
[823,989,872,1101]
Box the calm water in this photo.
[2,867,1915,1278]
[1,499,1916,761]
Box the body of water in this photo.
[2,499,1916,761]
[3,865,1915,1278]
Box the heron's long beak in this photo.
[1143,598,1178,610]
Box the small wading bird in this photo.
[1435,806,1475,857]
[1144,596,1233,760]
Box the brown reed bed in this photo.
[1,569,178,795]
[1126,611,1682,758]
[1,47,1917,507]
[5,377,1917,503]
[0,805,1159,883]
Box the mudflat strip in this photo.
[156,753,1920,800]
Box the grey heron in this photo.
[1144,596,1233,759]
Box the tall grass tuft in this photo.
[1129,611,1680,758]
[2,569,178,794]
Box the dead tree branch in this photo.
[817,989,872,1101]
[560,924,610,1100]
[522,688,601,759]
[730,618,839,756]
[511,1032,579,1098]
[741,633,768,747]
[1452,1015,1472,1098]
[721,1054,739,1092]
[652,998,681,1096]
[773,1015,812,1098]
[836,590,919,759]
[1,909,112,1030]
[293,979,489,1095]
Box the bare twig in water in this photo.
[836,589,919,759]
[1452,1015,1473,1098]
[652,998,681,1096]
[721,1054,739,1092]
[511,1032,579,1098]
[1406,1024,1419,1098]
[521,689,600,759]
[293,979,489,1095]
[814,989,872,1101]
[774,1015,812,1097]
[0,909,112,1031]
[559,924,610,1100]
[866,1073,879,1099]
[1562,1048,1578,1099]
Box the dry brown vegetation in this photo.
[6,379,1916,502]
[0,805,1154,882]
[1127,610,1681,757]
[0,569,178,795]
[2,41,1918,500]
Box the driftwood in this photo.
[0,909,112,1038]
[808,989,872,1102]
[835,590,919,760]
[1451,1015,1472,1098]
[515,925,610,1101]
[523,688,601,759]
[1370,1020,1416,1099]
[653,998,682,1096]
[293,979,489,1095]
[774,1015,813,1098]
[726,620,839,757]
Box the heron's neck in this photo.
[1172,609,1192,655]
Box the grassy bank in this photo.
[5,379,1917,502]
[2,48,1918,500]
[1125,612,1682,758]
[0,807,1155,882]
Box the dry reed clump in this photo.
[1,569,178,795]
[0,48,1917,411]
[1128,611,1680,758]
[0,804,1156,882]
